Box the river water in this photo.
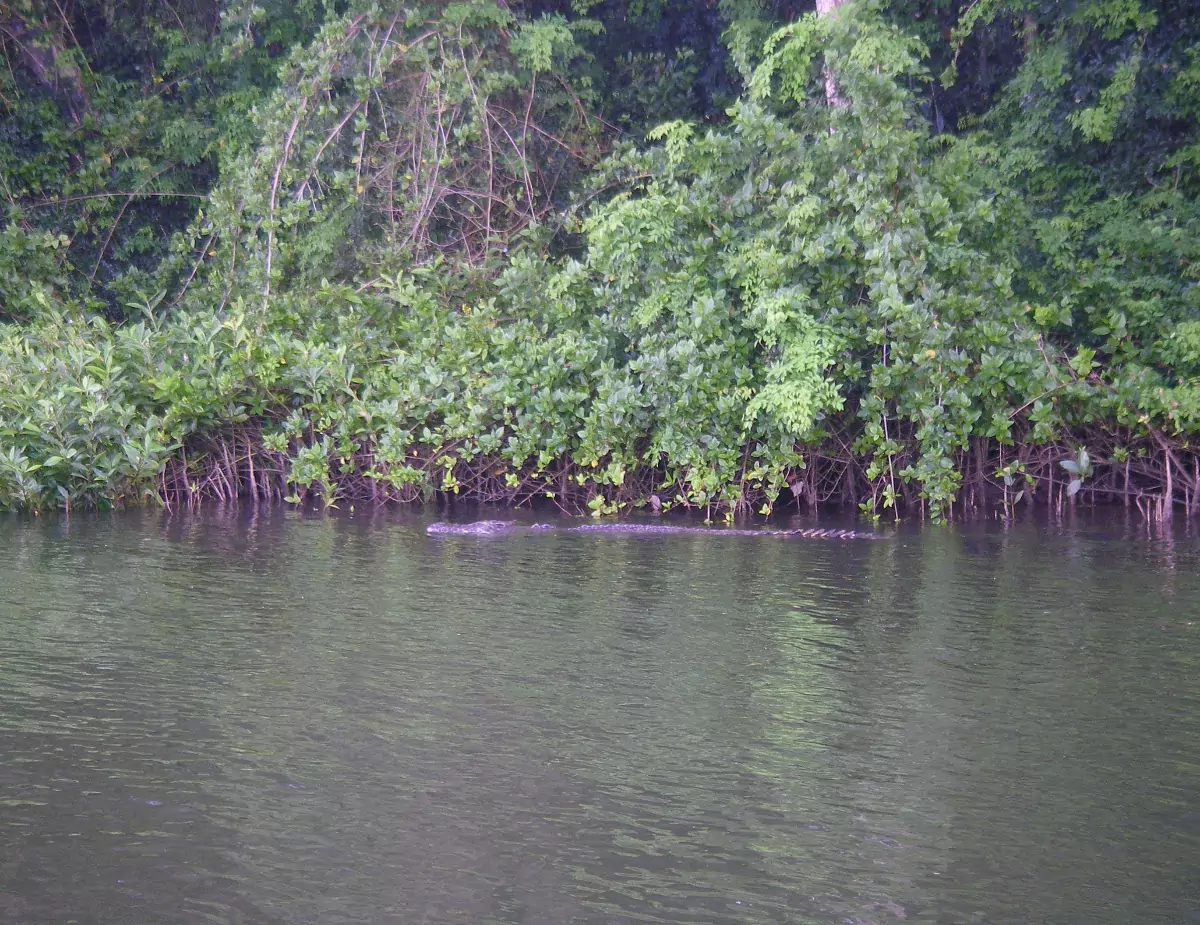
[1,509,1197,925]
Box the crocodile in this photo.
[426,520,880,540]
[427,520,556,536]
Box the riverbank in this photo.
[3,303,1198,522]
[155,423,1198,524]
[4,7,1197,523]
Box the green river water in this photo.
[1,509,1197,925]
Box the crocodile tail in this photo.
[785,528,880,539]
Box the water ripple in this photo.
[1,511,1197,924]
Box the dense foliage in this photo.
[1,0,1197,520]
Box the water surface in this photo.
[1,509,1197,924]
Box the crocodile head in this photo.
[426,520,518,535]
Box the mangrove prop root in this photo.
[153,424,1200,523]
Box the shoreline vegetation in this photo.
[167,438,1200,524]
[1,1,1197,524]
[151,423,1198,523]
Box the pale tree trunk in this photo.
[816,0,851,108]
[1022,12,1038,49]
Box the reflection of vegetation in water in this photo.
[1,513,1198,923]
[731,526,1200,923]
[734,535,920,920]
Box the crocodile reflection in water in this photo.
[426,520,881,540]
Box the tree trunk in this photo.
[815,0,851,108]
